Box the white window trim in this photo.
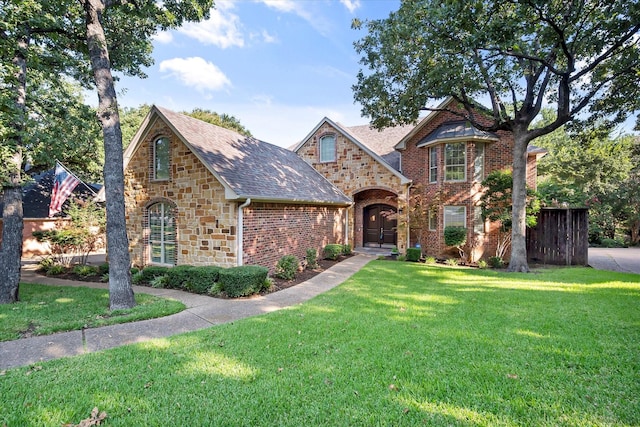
[319,134,336,163]
[443,205,467,229]
[429,146,438,183]
[444,142,467,182]
[428,210,437,231]
[148,202,176,266]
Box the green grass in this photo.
[1,262,639,426]
[0,283,185,341]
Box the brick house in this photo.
[122,100,544,271]
[121,106,350,272]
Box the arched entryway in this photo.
[363,204,397,247]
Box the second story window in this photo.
[319,134,336,163]
[444,142,466,181]
[429,146,438,183]
[154,137,170,180]
[474,142,485,182]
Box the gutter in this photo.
[237,198,251,266]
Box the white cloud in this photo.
[178,1,244,48]
[339,0,361,13]
[153,31,173,44]
[159,57,232,93]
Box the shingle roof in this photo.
[154,106,351,205]
[0,169,99,219]
[417,120,500,147]
[337,123,414,172]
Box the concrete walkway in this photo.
[0,254,375,370]
[588,247,640,275]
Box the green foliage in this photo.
[480,170,540,229]
[36,257,56,273]
[445,258,458,266]
[46,265,65,275]
[323,244,343,260]
[72,264,98,277]
[275,255,299,281]
[424,256,437,265]
[342,244,352,255]
[186,108,252,137]
[138,266,170,284]
[100,273,109,283]
[305,249,319,269]
[444,226,467,248]
[477,260,488,269]
[406,247,422,262]
[489,256,505,269]
[98,263,109,275]
[219,266,268,298]
[131,271,145,285]
[163,265,196,290]
[180,267,221,294]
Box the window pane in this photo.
[148,202,176,265]
[429,210,437,231]
[319,135,336,162]
[155,137,169,180]
[474,206,484,234]
[474,143,485,182]
[445,142,466,181]
[429,147,438,183]
[444,206,466,228]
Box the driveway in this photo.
[588,247,640,275]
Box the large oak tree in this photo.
[353,0,640,272]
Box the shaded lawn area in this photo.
[0,283,185,341]
[1,262,639,426]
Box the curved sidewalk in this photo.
[1,254,375,371]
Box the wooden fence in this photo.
[526,208,589,266]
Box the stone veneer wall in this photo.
[400,106,519,260]
[124,119,237,268]
[242,202,347,272]
[297,122,408,250]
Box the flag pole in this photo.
[55,160,98,197]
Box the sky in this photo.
[115,0,401,148]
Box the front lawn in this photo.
[1,262,638,426]
[0,283,185,341]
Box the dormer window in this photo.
[319,134,336,163]
[154,136,170,180]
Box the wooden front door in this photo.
[364,204,397,246]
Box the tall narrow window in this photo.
[148,202,176,265]
[154,137,170,180]
[444,142,466,181]
[429,146,438,183]
[474,142,485,182]
[428,209,438,231]
[474,206,485,234]
[319,134,336,163]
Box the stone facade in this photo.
[124,120,238,268]
[297,121,410,250]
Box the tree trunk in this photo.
[0,32,28,304]
[508,132,530,272]
[82,0,135,310]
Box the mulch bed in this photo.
[35,256,352,296]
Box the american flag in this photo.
[48,162,80,217]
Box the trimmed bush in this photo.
[489,256,505,268]
[275,255,299,280]
[324,244,343,260]
[138,266,170,284]
[164,265,196,290]
[219,266,268,298]
[183,267,222,294]
[342,244,352,255]
[98,262,109,275]
[72,264,98,277]
[305,248,319,269]
[406,248,422,262]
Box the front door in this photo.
[364,204,397,246]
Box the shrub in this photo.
[477,260,488,269]
[342,244,352,255]
[262,277,274,292]
[138,266,170,284]
[406,248,422,262]
[72,264,98,277]
[600,238,626,248]
[46,265,66,275]
[275,255,299,280]
[305,249,319,269]
[150,275,167,289]
[219,266,268,298]
[444,226,467,257]
[397,255,406,262]
[488,256,505,268]
[37,257,57,273]
[98,262,109,275]
[183,267,221,294]
[424,256,437,265]
[164,265,196,290]
[445,258,458,266]
[131,271,145,285]
[100,273,109,283]
[324,244,343,260]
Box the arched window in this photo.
[154,137,170,180]
[148,202,176,265]
[319,134,336,163]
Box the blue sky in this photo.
[115,0,401,147]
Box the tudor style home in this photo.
[121,106,351,272]
[120,100,544,271]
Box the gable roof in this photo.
[0,169,99,219]
[124,106,351,205]
[416,120,500,147]
[292,117,411,185]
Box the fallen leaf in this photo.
[507,373,518,379]
[64,407,107,427]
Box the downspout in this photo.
[405,183,413,250]
[237,198,251,266]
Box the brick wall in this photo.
[242,202,347,272]
[124,120,238,268]
[297,121,409,250]
[400,105,519,260]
